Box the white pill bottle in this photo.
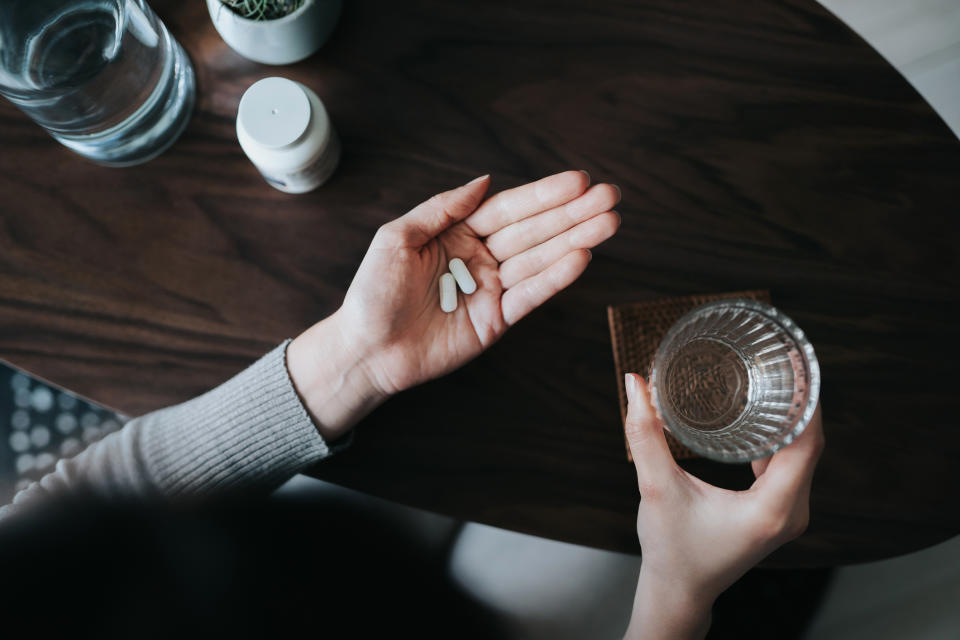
[236,77,340,194]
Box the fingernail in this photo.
[624,373,638,401]
[467,174,489,185]
[613,184,621,201]
[580,170,591,182]
[586,249,593,262]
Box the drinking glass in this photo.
[0,0,195,166]
[650,299,820,463]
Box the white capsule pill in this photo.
[448,258,477,294]
[439,273,458,312]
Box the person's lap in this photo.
[0,494,504,638]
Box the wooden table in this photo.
[2,0,958,567]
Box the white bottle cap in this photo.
[237,77,312,149]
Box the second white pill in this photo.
[448,258,477,294]
[439,273,458,312]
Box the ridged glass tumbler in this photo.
[650,299,820,463]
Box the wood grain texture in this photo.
[1,0,959,567]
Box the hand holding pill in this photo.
[289,170,620,438]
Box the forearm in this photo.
[624,570,713,640]
[1,340,337,521]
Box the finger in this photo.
[501,249,590,326]
[379,175,490,247]
[754,404,825,500]
[498,211,620,289]
[751,456,772,479]
[464,170,590,237]
[485,183,621,261]
[623,373,678,493]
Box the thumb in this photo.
[385,175,490,246]
[624,373,678,493]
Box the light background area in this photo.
[820,0,960,138]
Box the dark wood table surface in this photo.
[2,0,959,567]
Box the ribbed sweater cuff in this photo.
[141,340,335,495]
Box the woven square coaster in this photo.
[607,290,771,461]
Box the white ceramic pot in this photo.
[206,0,342,65]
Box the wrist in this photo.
[625,569,714,640]
[287,310,390,443]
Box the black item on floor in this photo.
[707,566,834,639]
[0,494,505,639]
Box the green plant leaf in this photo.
[219,0,305,21]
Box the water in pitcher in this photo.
[0,0,195,165]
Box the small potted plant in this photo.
[207,0,342,65]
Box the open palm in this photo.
[338,171,621,396]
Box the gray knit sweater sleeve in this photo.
[0,340,337,520]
